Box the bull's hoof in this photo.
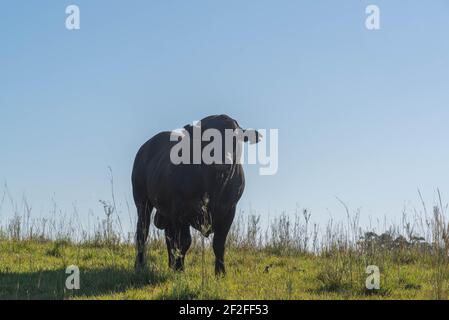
[170,258,185,272]
[168,258,184,272]
[215,270,226,278]
[215,264,226,277]
[135,253,146,271]
[135,262,146,272]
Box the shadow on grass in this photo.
[0,267,167,300]
[307,285,392,298]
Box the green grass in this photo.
[0,239,446,300]
[1,192,448,299]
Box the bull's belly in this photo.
[153,206,214,237]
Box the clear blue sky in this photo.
[1,1,449,231]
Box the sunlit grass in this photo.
[1,186,449,299]
[0,239,445,300]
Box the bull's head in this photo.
[183,114,262,165]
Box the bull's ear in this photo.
[183,124,193,136]
[183,123,201,140]
[243,129,262,144]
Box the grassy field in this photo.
[1,188,449,300]
[0,237,447,300]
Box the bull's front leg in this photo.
[164,228,175,270]
[165,223,191,271]
[212,232,227,275]
[165,226,182,271]
[212,206,236,276]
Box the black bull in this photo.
[132,115,262,275]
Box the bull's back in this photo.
[132,131,174,200]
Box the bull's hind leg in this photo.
[135,200,153,270]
